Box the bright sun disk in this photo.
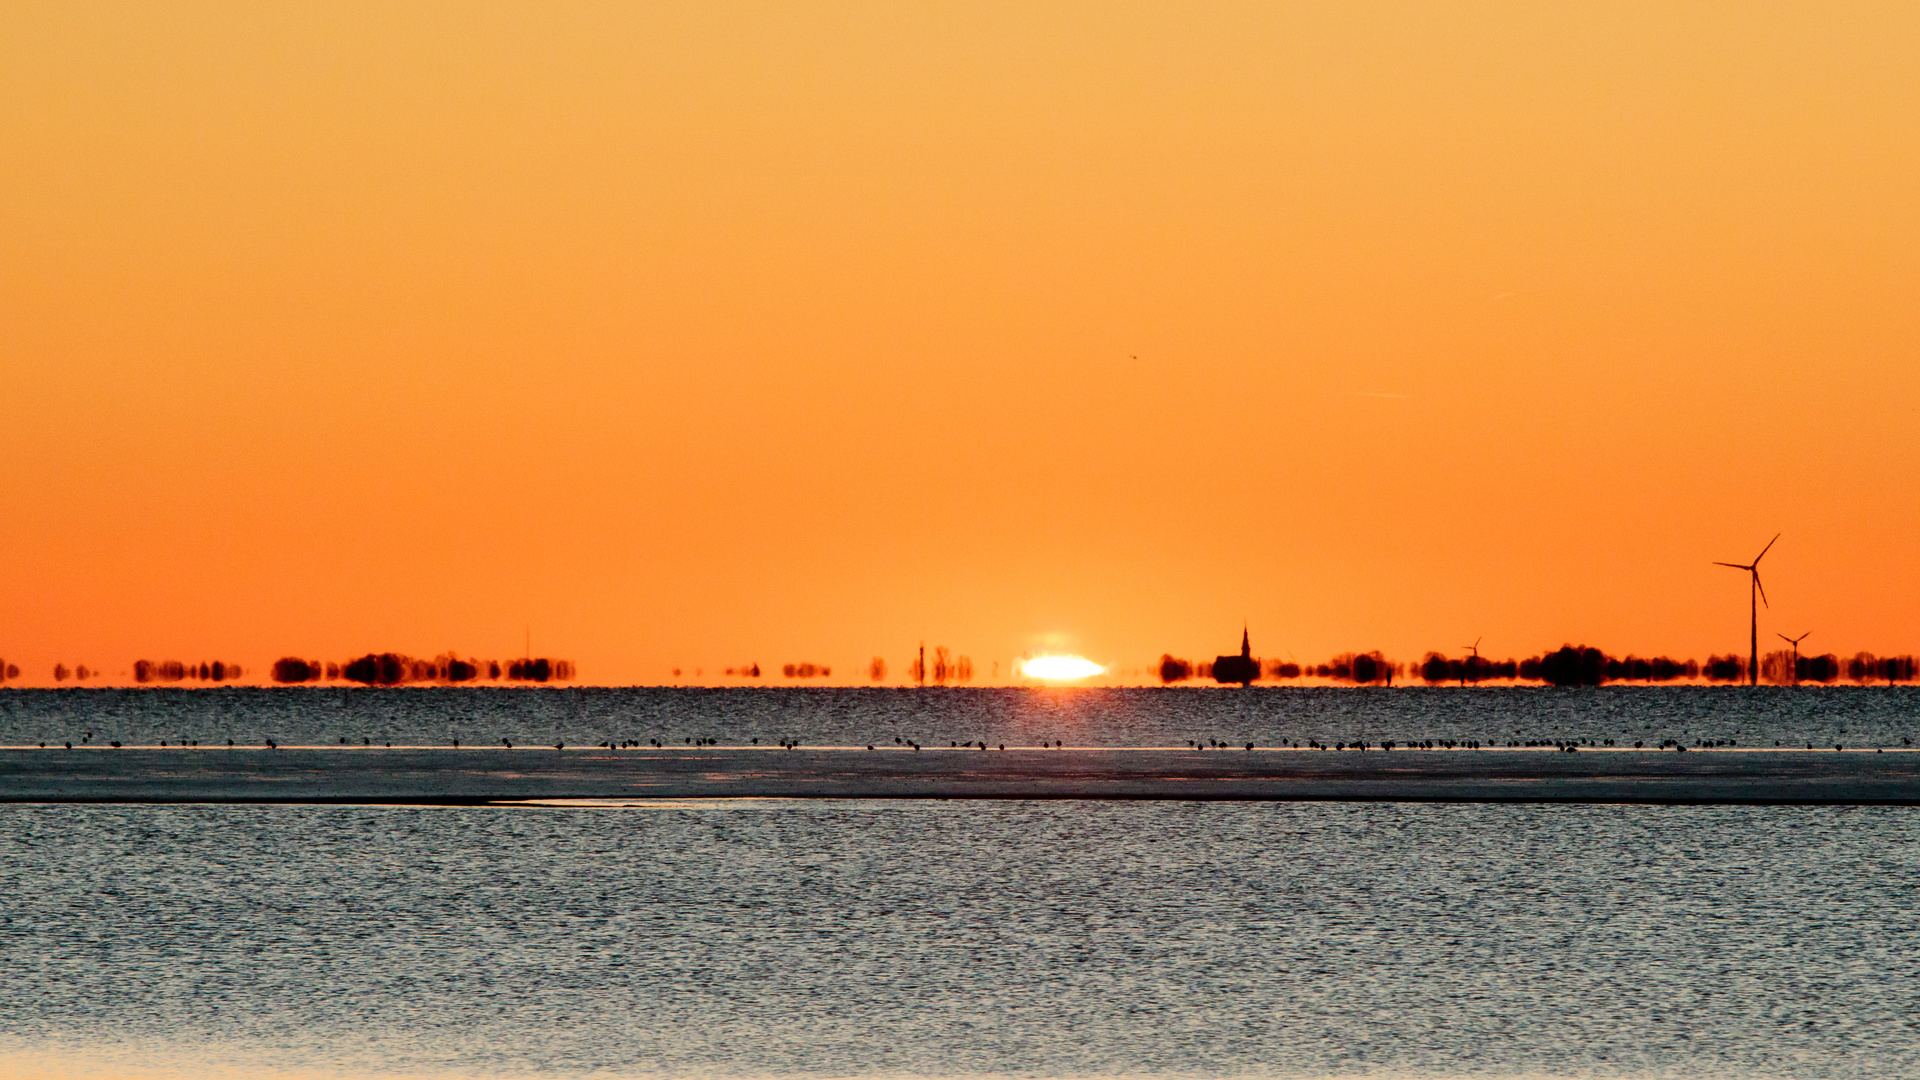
[1020,655,1104,680]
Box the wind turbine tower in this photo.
[1714,533,1779,687]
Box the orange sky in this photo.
[2,3,1917,686]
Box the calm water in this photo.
[2,686,1918,749]
[4,800,1919,1079]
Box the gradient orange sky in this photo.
[3,3,1917,685]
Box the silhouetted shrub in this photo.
[271,658,323,684]
[928,647,971,684]
[1655,657,1697,681]
[1263,660,1301,679]
[1759,650,1796,685]
[1158,655,1193,683]
[1704,654,1747,682]
[1351,652,1387,684]
[869,657,887,681]
[782,662,831,678]
[1848,652,1915,684]
[134,660,188,683]
[505,658,573,681]
[1318,651,1391,684]
[1533,645,1610,686]
[343,653,410,685]
[1800,653,1840,682]
[1604,655,1693,682]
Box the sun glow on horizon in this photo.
[1019,655,1104,681]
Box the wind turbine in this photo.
[1777,631,1810,686]
[1460,637,1482,685]
[1714,533,1778,687]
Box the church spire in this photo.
[1241,624,1251,659]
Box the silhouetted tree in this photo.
[1158,655,1193,683]
[1704,654,1747,682]
[271,658,323,684]
[1848,652,1915,684]
[1350,652,1386,684]
[509,658,559,682]
[343,653,410,685]
[1532,645,1610,686]
[1800,653,1840,682]
[1760,650,1796,685]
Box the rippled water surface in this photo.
[5,799,1919,1079]
[2,686,1918,749]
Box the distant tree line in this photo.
[1156,645,1919,686]
[268,653,576,686]
[134,660,245,683]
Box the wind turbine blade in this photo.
[1778,633,1793,644]
[1712,561,1748,569]
[1754,572,1769,608]
[1754,532,1781,564]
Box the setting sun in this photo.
[1019,656,1104,681]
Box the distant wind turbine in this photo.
[1714,533,1779,687]
[1778,631,1810,686]
[1460,637,1481,685]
